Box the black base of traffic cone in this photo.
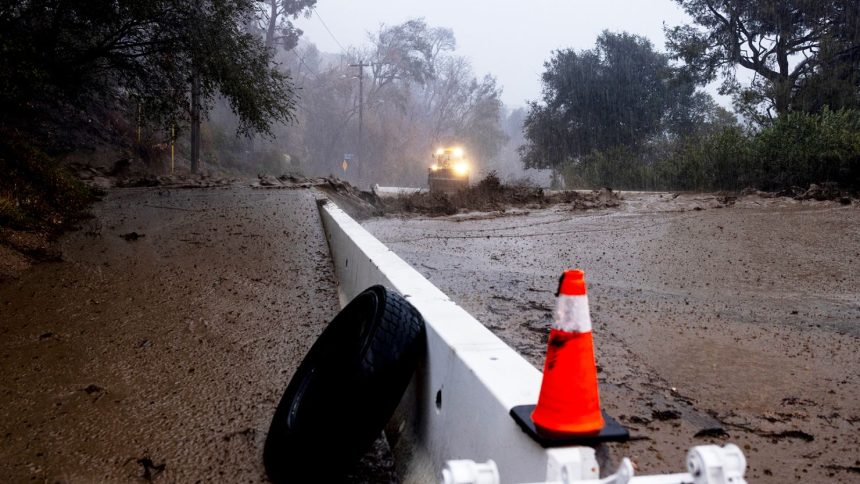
[510,404,629,447]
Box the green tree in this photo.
[520,31,724,170]
[666,0,860,121]
[0,0,297,145]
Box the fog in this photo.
[296,0,735,109]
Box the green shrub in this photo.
[559,109,860,191]
[657,126,753,191]
[753,108,860,189]
[564,146,659,190]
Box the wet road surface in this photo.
[0,188,347,481]
[364,193,860,483]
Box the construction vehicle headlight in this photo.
[453,147,464,158]
[430,164,439,171]
[453,162,469,176]
[435,148,445,156]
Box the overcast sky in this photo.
[296,0,733,109]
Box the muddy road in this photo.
[364,193,860,483]
[0,187,394,482]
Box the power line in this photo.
[312,8,348,56]
[290,49,319,79]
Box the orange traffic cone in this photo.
[531,269,605,435]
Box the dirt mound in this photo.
[72,160,241,189]
[379,172,620,216]
[247,174,384,219]
[761,182,853,204]
[312,176,384,219]
[795,183,853,204]
[249,172,622,219]
[115,174,237,189]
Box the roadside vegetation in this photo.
[0,0,322,281]
[563,108,860,191]
[521,1,860,192]
[0,138,95,232]
[0,0,311,248]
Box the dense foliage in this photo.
[253,0,317,51]
[0,0,302,232]
[0,0,297,144]
[524,1,860,192]
[564,109,860,191]
[0,136,94,231]
[520,31,732,171]
[666,0,860,121]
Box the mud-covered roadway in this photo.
[0,187,396,482]
[363,192,860,483]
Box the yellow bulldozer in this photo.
[428,146,470,193]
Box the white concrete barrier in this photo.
[317,199,600,483]
[316,197,749,484]
[372,184,428,198]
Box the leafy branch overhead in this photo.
[0,0,298,140]
[665,0,860,120]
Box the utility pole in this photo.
[190,66,201,174]
[190,0,202,175]
[349,61,370,182]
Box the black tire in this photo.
[264,285,426,483]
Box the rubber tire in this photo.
[263,285,426,483]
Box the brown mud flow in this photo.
[0,188,393,482]
[375,175,621,217]
[364,193,860,483]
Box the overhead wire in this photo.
[312,7,348,56]
[290,49,320,79]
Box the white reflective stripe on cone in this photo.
[553,294,592,333]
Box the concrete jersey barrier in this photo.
[317,198,601,483]
[316,197,748,484]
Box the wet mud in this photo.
[364,192,860,483]
[0,188,394,482]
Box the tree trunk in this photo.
[774,33,792,115]
[773,77,792,115]
[265,0,278,50]
[190,67,201,174]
